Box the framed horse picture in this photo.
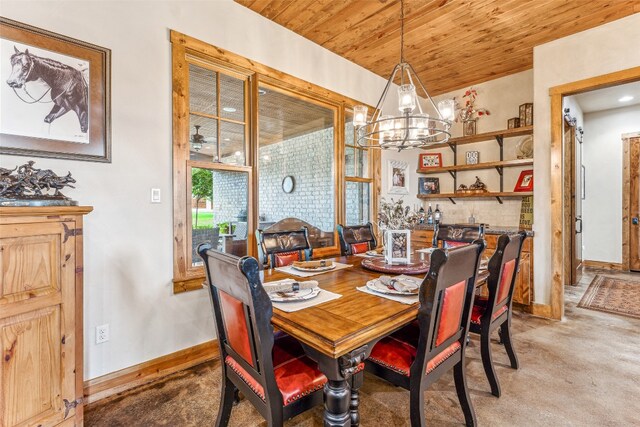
[0,18,111,162]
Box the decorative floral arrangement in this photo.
[378,198,419,232]
[455,87,490,122]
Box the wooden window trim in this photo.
[171,30,379,293]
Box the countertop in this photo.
[413,224,534,237]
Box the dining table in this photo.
[261,254,489,427]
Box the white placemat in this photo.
[274,262,352,277]
[264,279,342,312]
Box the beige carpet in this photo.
[85,269,640,426]
[578,274,640,319]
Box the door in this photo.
[573,129,583,282]
[564,121,581,285]
[630,137,640,271]
[0,221,78,427]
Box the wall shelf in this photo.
[417,125,534,199]
[417,158,533,175]
[417,191,533,205]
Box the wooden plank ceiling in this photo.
[235,0,639,95]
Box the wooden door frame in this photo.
[623,132,640,270]
[549,66,640,320]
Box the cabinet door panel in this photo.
[1,307,63,427]
[0,221,77,427]
[513,252,531,305]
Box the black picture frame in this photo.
[418,177,440,195]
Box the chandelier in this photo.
[353,0,455,150]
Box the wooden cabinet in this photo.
[411,229,533,305]
[0,206,92,427]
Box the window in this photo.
[344,110,374,226]
[258,85,337,249]
[171,31,379,292]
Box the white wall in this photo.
[0,0,386,380]
[533,13,640,305]
[582,105,640,263]
[381,70,534,227]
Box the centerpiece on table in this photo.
[378,198,419,265]
[455,87,490,136]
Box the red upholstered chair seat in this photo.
[470,297,508,325]
[369,330,461,377]
[225,332,364,406]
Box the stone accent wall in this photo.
[257,128,335,232]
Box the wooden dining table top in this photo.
[261,255,489,359]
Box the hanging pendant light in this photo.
[353,0,455,150]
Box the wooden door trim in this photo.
[624,133,640,271]
[549,66,640,320]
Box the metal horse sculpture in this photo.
[6,46,88,133]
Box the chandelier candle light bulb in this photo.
[398,84,417,112]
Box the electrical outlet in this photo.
[96,324,109,344]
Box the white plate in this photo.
[292,264,336,272]
[366,276,421,295]
[416,247,436,254]
[268,287,321,302]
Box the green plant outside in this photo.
[192,210,214,229]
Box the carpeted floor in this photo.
[85,268,640,426]
[578,274,640,319]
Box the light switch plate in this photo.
[151,188,161,203]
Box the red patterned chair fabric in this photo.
[350,242,370,254]
[435,280,466,346]
[274,251,301,267]
[495,259,516,305]
[444,240,469,249]
[219,290,254,366]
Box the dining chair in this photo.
[337,222,377,256]
[469,231,527,398]
[198,244,327,426]
[365,241,486,427]
[432,223,486,249]
[256,227,313,267]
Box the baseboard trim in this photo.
[582,260,626,271]
[523,302,558,320]
[84,340,219,404]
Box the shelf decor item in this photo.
[351,0,454,150]
[507,117,520,129]
[469,176,488,193]
[514,169,534,192]
[465,150,480,165]
[0,161,77,206]
[519,195,533,229]
[519,103,534,127]
[384,229,411,265]
[0,17,111,162]
[418,177,440,195]
[516,135,534,159]
[455,87,490,136]
[419,152,442,169]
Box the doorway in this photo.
[624,134,640,271]
[549,66,640,319]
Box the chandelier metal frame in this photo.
[353,0,453,151]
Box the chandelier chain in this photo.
[400,0,405,64]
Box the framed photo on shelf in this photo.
[0,17,111,162]
[465,150,480,165]
[388,159,409,194]
[514,169,534,192]
[418,152,442,169]
[507,117,520,129]
[418,177,440,195]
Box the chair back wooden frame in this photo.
[366,241,485,427]
[255,227,313,267]
[337,222,377,256]
[469,231,527,398]
[198,244,323,425]
[432,223,486,248]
